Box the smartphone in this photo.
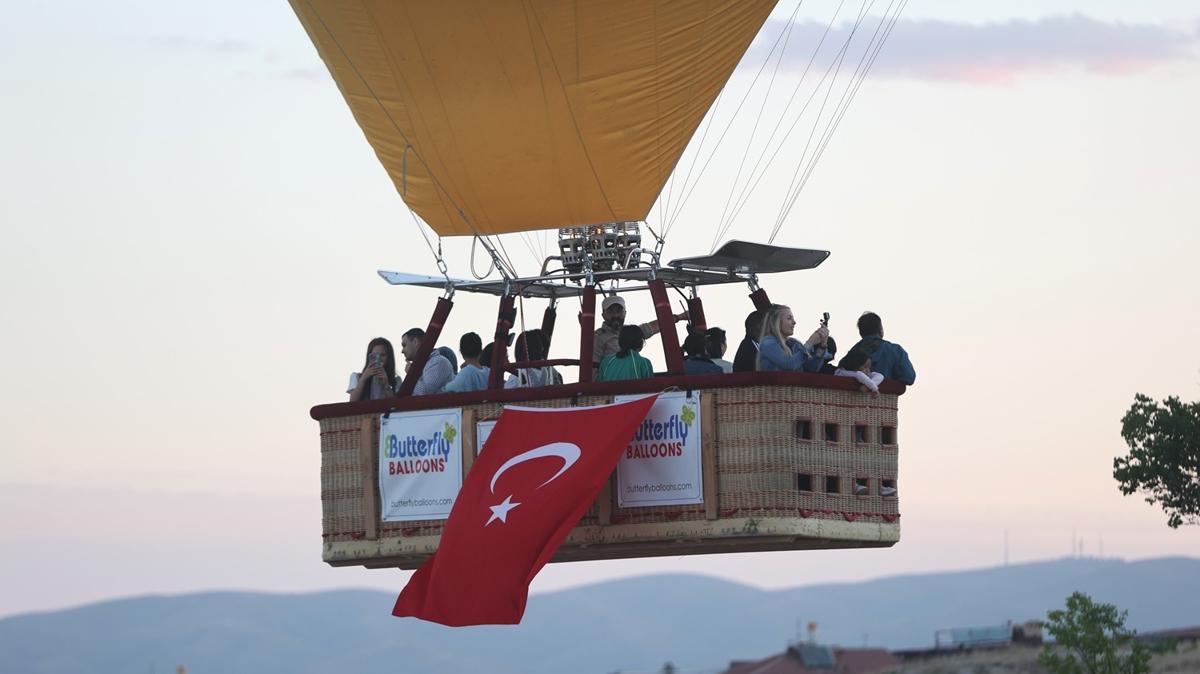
[821,312,830,327]
[369,352,383,366]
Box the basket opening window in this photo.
[854,424,869,443]
[853,477,869,496]
[795,419,813,441]
[880,425,896,445]
[824,423,840,443]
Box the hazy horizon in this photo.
[2,0,1198,621]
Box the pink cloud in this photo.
[750,14,1199,85]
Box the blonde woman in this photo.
[756,304,830,372]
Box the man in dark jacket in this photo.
[732,310,764,372]
[852,312,915,385]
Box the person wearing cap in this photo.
[592,295,687,371]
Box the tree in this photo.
[1113,393,1200,528]
[1039,592,1150,674]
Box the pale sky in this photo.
[1,1,1198,619]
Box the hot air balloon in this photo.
[298,0,906,570]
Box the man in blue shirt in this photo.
[441,332,490,393]
[854,312,915,385]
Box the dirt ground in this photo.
[885,642,1200,674]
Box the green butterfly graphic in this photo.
[681,404,695,426]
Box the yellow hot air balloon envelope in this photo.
[290,0,778,236]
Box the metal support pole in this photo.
[649,279,684,373]
[488,294,517,389]
[397,296,454,397]
[578,285,596,382]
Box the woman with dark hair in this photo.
[596,325,654,382]
[683,331,723,375]
[347,337,398,401]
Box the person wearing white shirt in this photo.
[505,329,563,389]
[834,341,884,397]
[346,337,399,401]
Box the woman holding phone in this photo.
[347,337,398,401]
[756,304,830,373]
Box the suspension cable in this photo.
[711,4,804,252]
[660,6,802,238]
[770,0,906,243]
[709,0,851,248]
[301,0,514,279]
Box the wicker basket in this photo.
[319,384,900,569]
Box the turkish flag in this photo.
[393,395,658,626]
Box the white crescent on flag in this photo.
[489,442,581,494]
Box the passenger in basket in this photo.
[437,345,459,374]
[706,327,734,373]
[850,311,916,385]
[347,337,399,401]
[399,327,455,395]
[593,295,687,371]
[440,332,490,393]
[732,310,764,372]
[683,332,723,375]
[756,304,831,373]
[506,329,563,388]
[834,341,884,397]
[597,325,654,382]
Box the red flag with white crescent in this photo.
[392,395,658,626]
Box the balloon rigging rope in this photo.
[772,0,890,241]
[708,0,854,250]
[710,2,807,253]
[300,0,522,280]
[469,236,495,280]
[714,0,876,249]
[659,0,905,251]
[769,0,907,243]
[659,3,802,241]
[657,88,719,241]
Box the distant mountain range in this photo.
[2,557,1198,674]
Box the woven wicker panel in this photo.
[320,385,900,544]
[710,386,898,520]
[318,415,366,539]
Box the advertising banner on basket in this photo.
[379,409,463,522]
[614,392,703,507]
[476,419,497,455]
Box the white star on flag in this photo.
[486,495,521,526]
